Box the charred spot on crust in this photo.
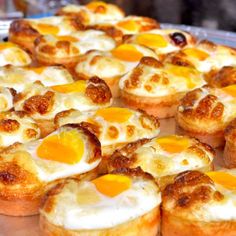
[9,20,39,37]
[140,57,163,68]
[124,66,143,89]
[0,171,16,184]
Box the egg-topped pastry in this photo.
[57,1,125,25]
[39,169,161,236]
[119,56,205,118]
[176,84,236,147]
[0,65,73,92]
[75,44,158,97]
[123,29,196,59]
[0,124,101,216]
[0,42,31,67]
[162,170,236,236]
[109,135,214,189]
[166,40,236,73]
[9,16,84,52]
[55,107,160,156]
[0,111,40,148]
[14,77,112,137]
[34,30,116,68]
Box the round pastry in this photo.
[0,124,101,216]
[162,170,236,236]
[123,29,196,60]
[176,84,236,147]
[75,44,158,97]
[9,16,84,52]
[88,16,160,43]
[119,56,205,118]
[0,65,74,92]
[14,77,112,137]
[0,42,31,66]
[40,169,161,236]
[166,40,236,73]
[0,111,40,148]
[55,107,160,157]
[108,135,214,189]
[34,30,116,69]
[56,1,125,25]
[224,118,236,167]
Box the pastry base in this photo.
[223,141,236,168]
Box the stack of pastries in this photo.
[0,1,235,235]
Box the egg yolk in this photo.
[221,84,236,98]
[51,80,86,93]
[156,135,190,153]
[207,172,236,190]
[117,20,139,32]
[37,130,85,164]
[26,67,45,74]
[112,44,143,62]
[95,107,133,123]
[86,1,107,12]
[35,23,59,35]
[166,64,198,89]
[92,174,132,197]
[183,48,209,61]
[0,42,17,51]
[56,35,78,42]
[136,34,168,48]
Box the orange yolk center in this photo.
[221,84,236,98]
[136,34,168,48]
[92,174,132,197]
[0,42,17,51]
[95,107,133,123]
[25,67,45,74]
[183,48,209,61]
[112,44,144,62]
[35,23,59,35]
[156,135,190,153]
[207,172,236,190]
[37,130,85,164]
[56,35,78,42]
[86,1,107,12]
[117,20,139,32]
[51,80,86,93]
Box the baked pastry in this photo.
[0,111,40,148]
[40,168,161,236]
[166,40,236,73]
[108,135,214,189]
[9,16,84,52]
[75,44,158,97]
[119,56,205,118]
[56,1,125,25]
[0,65,74,92]
[162,170,236,236]
[176,84,236,147]
[0,87,14,112]
[34,30,116,68]
[0,124,101,216]
[14,77,112,137]
[88,16,160,43]
[123,29,196,60]
[0,42,31,66]
[55,107,160,157]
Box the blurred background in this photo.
[0,0,236,31]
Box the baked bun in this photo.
[109,135,214,189]
[14,77,112,137]
[162,170,236,236]
[34,30,116,68]
[123,29,196,60]
[166,40,236,73]
[176,84,236,147]
[224,118,236,167]
[0,65,73,92]
[0,124,101,216]
[0,42,31,66]
[75,44,158,97]
[56,1,125,25]
[119,56,205,118]
[55,107,160,158]
[0,111,40,148]
[40,169,161,236]
[9,16,84,52]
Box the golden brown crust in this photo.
[40,206,160,236]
